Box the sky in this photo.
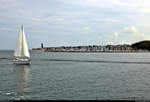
[1,0,150,50]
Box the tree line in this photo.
[131,40,150,51]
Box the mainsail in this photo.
[14,25,30,58]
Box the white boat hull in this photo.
[13,58,31,65]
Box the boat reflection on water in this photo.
[13,65,31,99]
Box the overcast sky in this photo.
[1,0,150,50]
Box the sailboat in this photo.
[13,25,31,65]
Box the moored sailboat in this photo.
[13,25,30,65]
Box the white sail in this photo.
[14,25,30,58]
[14,27,23,57]
[21,26,30,58]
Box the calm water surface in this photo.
[1,50,150,100]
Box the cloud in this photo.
[114,32,119,38]
[0,27,11,31]
[123,26,150,42]
[107,32,118,40]
[107,26,150,44]
[61,0,132,8]
[77,26,90,33]
[83,26,89,31]
[0,0,19,9]
[61,0,140,14]
[92,17,120,23]
[103,18,120,23]
[1,0,150,49]
[105,32,119,44]
[123,26,138,34]
[31,18,44,22]
[139,8,150,13]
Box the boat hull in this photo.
[13,61,31,65]
[13,58,31,65]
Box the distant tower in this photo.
[41,43,44,48]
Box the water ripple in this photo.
[37,59,150,64]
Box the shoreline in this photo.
[43,51,150,53]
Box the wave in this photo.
[0,57,9,59]
[39,59,150,64]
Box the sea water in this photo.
[1,50,150,100]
